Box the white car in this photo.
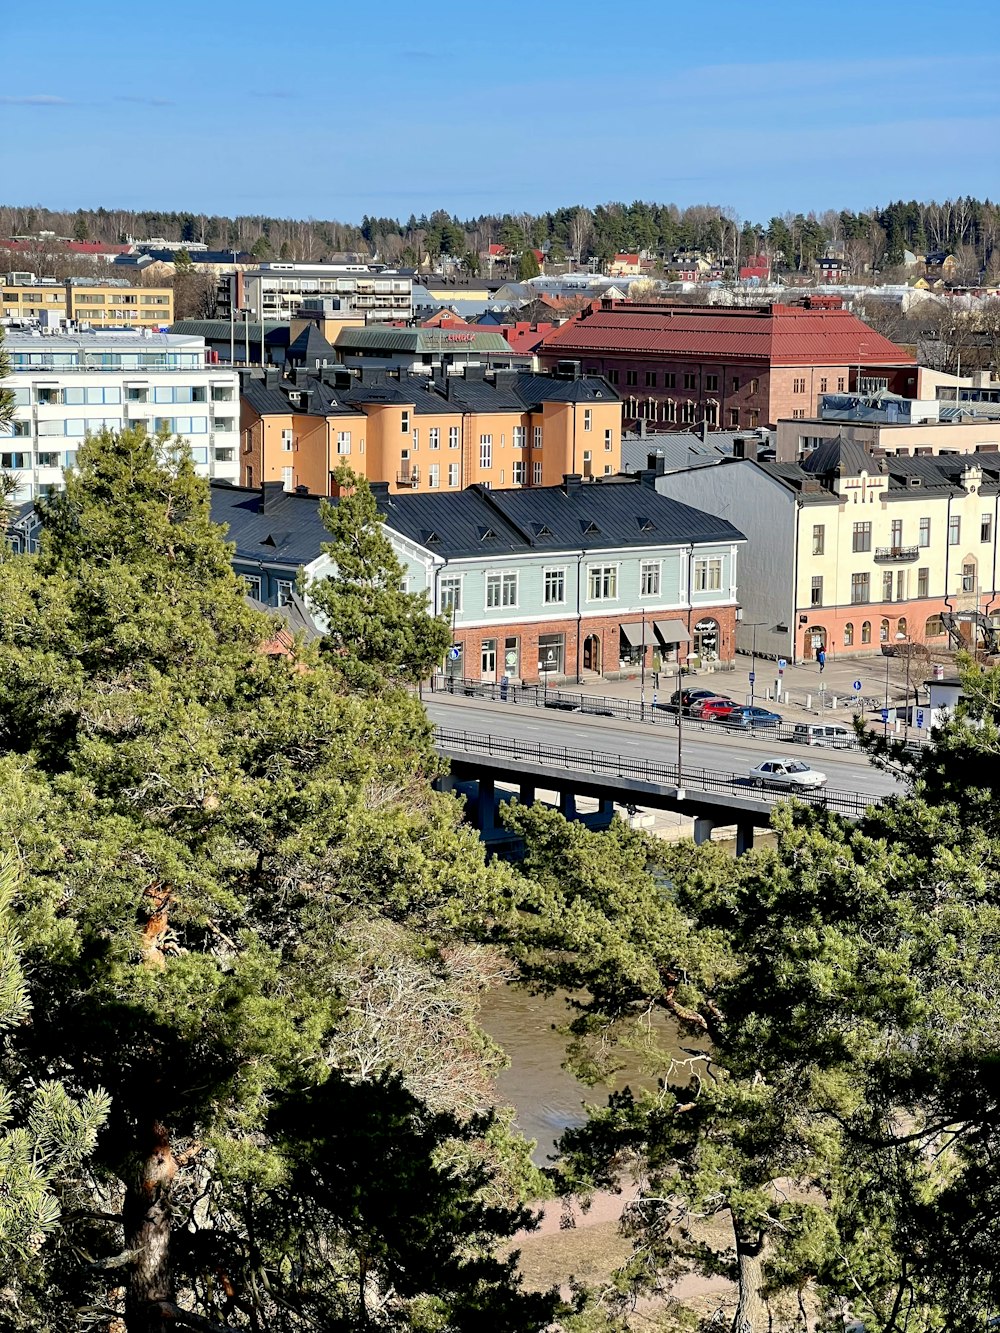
[749,759,827,790]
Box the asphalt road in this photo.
[424,695,904,802]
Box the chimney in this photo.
[562,473,583,492]
[732,436,758,461]
[264,366,280,389]
[700,419,709,442]
[646,450,666,476]
[261,480,285,512]
[369,481,391,499]
[638,417,647,439]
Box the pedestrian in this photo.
[817,647,826,673]
[651,648,662,689]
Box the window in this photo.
[820,377,828,392]
[925,614,944,637]
[919,517,931,547]
[748,410,760,428]
[896,570,906,600]
[852,521,872,552]
[812,524,825,555]
[793,377,806,393]
[429,427,440,450]
[880,618,890,643]
[705,374,719,392]
[681,401,696,424]
[607,369,619,384]
[411,429,419,450]
[533,461,542,484]
[861,619,872,643]
[891,518,903,547]
[837,377,845,391]
[604,428,613,452]
[481,639,496,676]
[683,372,696,390]
[337,431,351,455]
[241,574,262,600]
[281,465,293,491]
[693,557,722,591]
[583,409,592,431]
[485,571,518,609]
[401,410,410,433]
[728,408,739,427]
[883,570,894,601]
[918,566,929,598]
[844,621,854,646]
[428,463,440,489]
[281,429,294,452]
[512,460,526,484]
[749,378,759,394]
[512,425,526,449]
[544,568,566,605]
[448,462,459,487]
[533,426,542,449]
[449,425,459,449]
[811,575,823,606]
[963,561,976,592]
[11,421,30,438]
[626,370,638,386]
[582,450,592,477]
[538,632,564,675]
[851,572,871,604]
[644,371,657,387]
[640,560,661,597]
[0,452,27,469]
[479,434,492,469]
[663,372,676,389]
[792,409,805,419]
[276,579,294,606]
[588,564,618,600]
[982,512,993,543]
[949,515,961,546]
[705,402,719,426]
[732,377,740,391]
[440,576,462,614]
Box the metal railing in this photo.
[429,674,922,750]
[433,726,879,818]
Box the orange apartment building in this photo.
[239,364,622,495]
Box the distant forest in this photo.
[1,197,999,278]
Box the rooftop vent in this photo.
[908,477,922,487]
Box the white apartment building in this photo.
[0,330,240,500]
[222,263,413,324]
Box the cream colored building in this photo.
[2,277,173,327]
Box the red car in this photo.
[697,697,740,720]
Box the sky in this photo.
[3,0,999,226]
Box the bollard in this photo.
[806,693,811,710]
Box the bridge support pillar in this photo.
[736,822,755,856]
[599,798,615,818]
[477,777,496,836]
[519,782,536,805]
[559,790,577,819]
[693,816,715,846]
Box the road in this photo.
[424,695,903,802]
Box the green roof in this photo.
[334,327,513,354]
[169,319,288,343]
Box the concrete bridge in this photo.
[433,727,875,855]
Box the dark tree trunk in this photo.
[124,1120,177,1333]
[732,1217,767,1333]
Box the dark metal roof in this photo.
[800,434,880,477]
[286,323,336,366]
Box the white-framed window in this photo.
[449,425,460,449]
[428,463,440,488]
[604,428,613,452]
[513,460,526,484]
[276,579,294,605]
[448,462,459,486]
[588,564,618,600]
[440,575,462,614]
[533,426,542,449]
[533,461,542,484]
[412,429,419,450]
[485,570,518,608]
[429,427,440,450]
[513,425,526,449]
[401,410,410,432]
[640,560,661,597]
[693,557,723,591]
[543,567,566,604]
[479,434,492,469]
[241,574,261,600]
[582,450,592,477]
[583,408,592,431]
[337,431,351,455]
[281,429,293,452]
[281,465,293,491]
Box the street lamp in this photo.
[742,620,767,709]
[640,606,647,721]
[895,631,913,739]
[675,652,689,785]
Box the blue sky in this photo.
[4,0,999,224]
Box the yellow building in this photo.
[1,280,68,320]
[240,365,622,496]
[2,278,173,327]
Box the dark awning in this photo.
[620,621,658,647]
[654,618,691,645]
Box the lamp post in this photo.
[640,606,647,721]
[883,646,892,736]
[743,621,767,709]
[675,653,688,784]
[895,632,913,739]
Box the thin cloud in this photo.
[115,95,175,107]
[0,94,71,106]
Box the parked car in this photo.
[695,697,739,719]
[749,759,827,790]
[715,705,783,729]
[661,687,719,714]
[791,722,854,748]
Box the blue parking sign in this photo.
[748,671,755,683]
[916,709,925,729]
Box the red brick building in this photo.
[537,297,917,432]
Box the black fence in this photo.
[428,674,923,752]
[433,726,879,819]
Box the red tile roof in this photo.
[538,301,914,366]
[613,253,640,265]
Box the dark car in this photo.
[714,705,783,729]
[659,687,719,714]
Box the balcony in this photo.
[396,467,419,488]
[874,545,920,563]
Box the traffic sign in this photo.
[916,708,925,729]
[880,708,889,723]
[448,645,461,661]
[777,658,787,670]
[853,679,863,693]
[748,671,755,683]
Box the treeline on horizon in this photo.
[1,196,999,273]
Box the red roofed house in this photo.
[537,297,917,432]
[608,253,641,277]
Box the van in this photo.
[791,722,854,748]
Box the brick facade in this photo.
[447,604,738,684]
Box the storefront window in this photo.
[538,633,564,676]
[692,617,719,661]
